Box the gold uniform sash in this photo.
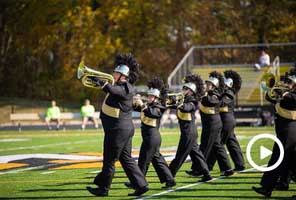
[275,103,296,120]
[219,106,229,112]
[141,112,157,127]
[101,94,120,118]
[198,102,215,114]
[177,110,192,121]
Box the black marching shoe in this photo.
[162,180,176,189]
[199,174,212,182]
[252,186,272,197]
[223,169,234,176]
[128,186,149,196]
[185,170,204,177]
[86,186,108,196]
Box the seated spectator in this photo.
[254,49,270,71]
[45,100,61,130]
[81,99,99,130]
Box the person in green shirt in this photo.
[81,99,99,130]
[45,100,61,130]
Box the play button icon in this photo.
[246,134,284,172]
[260,146,272,160]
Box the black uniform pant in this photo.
[291,148,296,178]
[260,141,288,189]
[260,117,296,190]
[199,115,232,172]
[207,113,244,170]
[138,131,174,183]
[169,122,209,177]
[93,127,147,191]
[190,142,210,175]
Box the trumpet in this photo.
[133,94,147,107]
[77,60,114,89]
[165,93,184,107]
[261,73,289,101]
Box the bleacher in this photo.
[192,65,293,105]
[193,65,266,105]
[168,43,296,106]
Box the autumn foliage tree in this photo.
[0,0,295,104]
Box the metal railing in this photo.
[168,47,194,90]
[168,42,296,89]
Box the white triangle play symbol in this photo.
[260,146,272,160]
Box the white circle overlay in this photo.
[246,133,284,172]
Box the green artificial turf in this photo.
[0,127,295,199]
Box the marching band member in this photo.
[128,77,176,189]
[207,70,245,171]
[253,67,296,197]
[169,74,212,182]
[198,71,234,176]
[86,54,148,197]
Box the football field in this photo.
[0,127,295,199]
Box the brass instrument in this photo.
[261,73,289,101]
[133,94,146,107]
[165,93,184,107]
[77,60,114,89]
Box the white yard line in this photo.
[0,164,58,175]
[41,171,56,175]
[0,138,31,142]
[137,167,259,200]
[89,170,101,174]
[0,140,97,152]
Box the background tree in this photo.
[0,0,295,105]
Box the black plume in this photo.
[184,73,204,99]
[209,71,224,90]
[114,53,140,84]
[147,77,168,103]
[224,70,242,93]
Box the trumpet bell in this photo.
[165,93,184,107]
[133,94,145,107]
[77,61,85,79]
[261,73,276,88]
[261,72,290,101]
[77,60,114,89]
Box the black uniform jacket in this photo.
[219,89,235,113]
[176,95,198,133]
[266,90,296,121]
[134,101,166,137]
[100,81,134,129]
[199,89,221,125]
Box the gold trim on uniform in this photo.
[219,106,229,112]
[141,112,157,127]
[198,102,215,114]
[177,109,192,121]
[101,94,120,118]
[275,103,296,120]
